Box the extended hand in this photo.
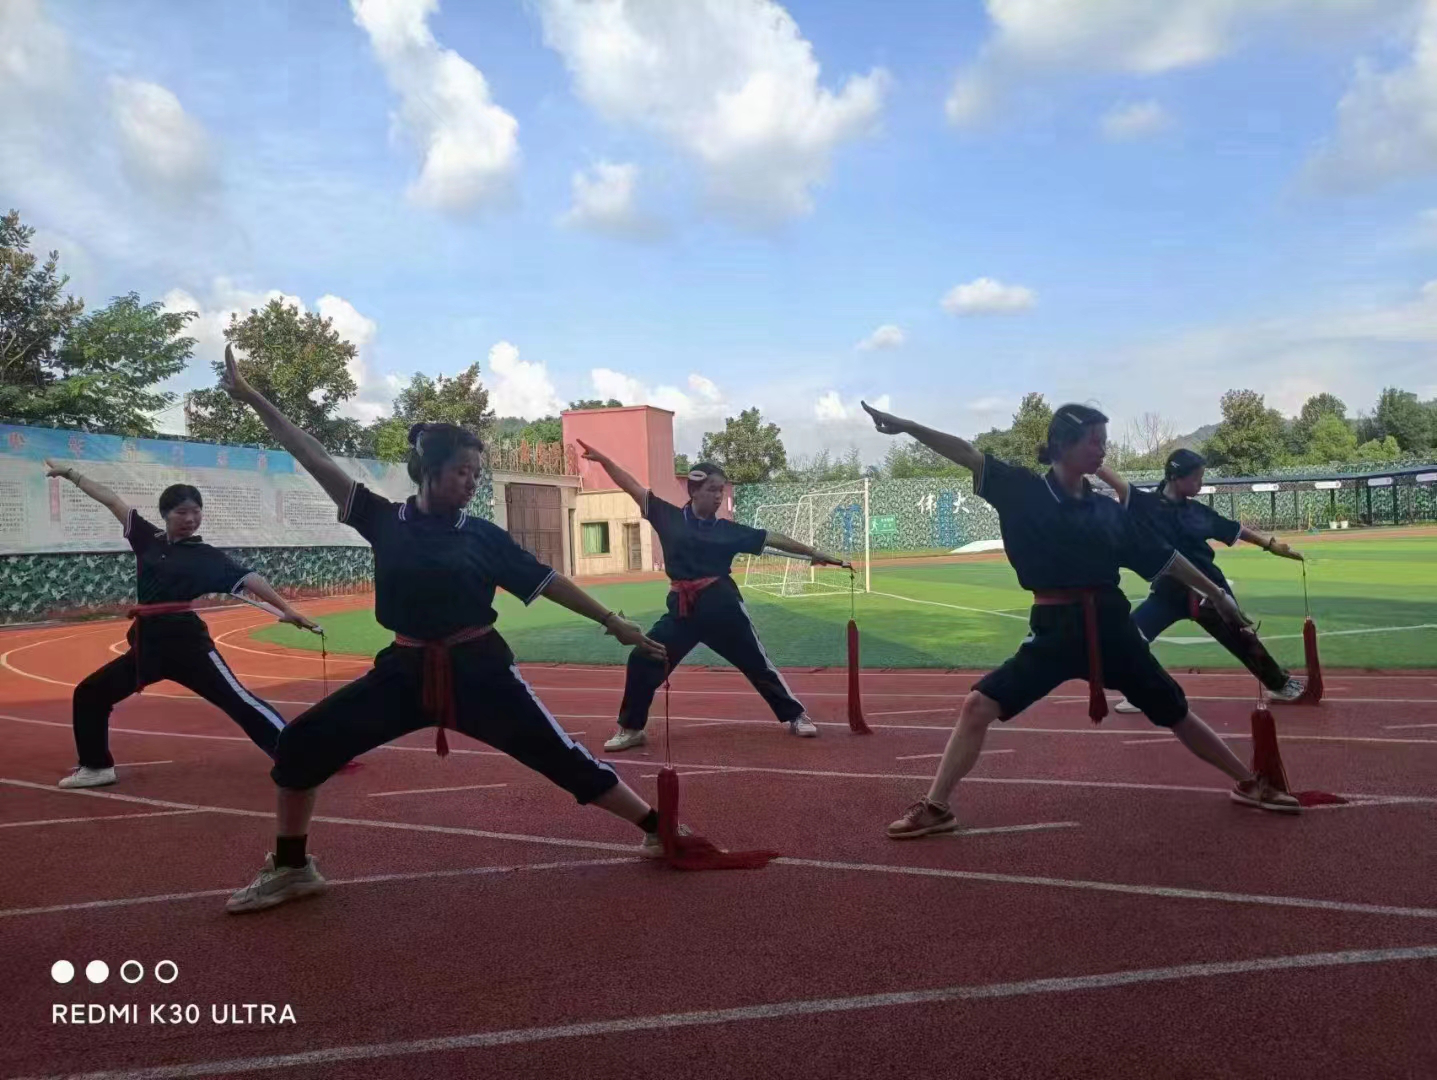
[220,345,254,402]
[1211,591,1252,629]
[604,614,667,661]
[279,610,322,633]
[43,458,72,480]
[1270,540,1303,561]
[575,438,604,463]
[862,400,906,435]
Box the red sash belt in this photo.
[126,601,199,691]
[393,625,493,757]
[670,577,721,618]
[1032,590,1108,724]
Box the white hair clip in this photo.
[688,469,708,482]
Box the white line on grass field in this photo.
[4,779,1436,923]
[369,783,508,798]
[867,590,1030,622]
[0,858,633,920]
[12,947,1437,1080]
[0,809,202,830]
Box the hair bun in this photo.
[407,422,427,448]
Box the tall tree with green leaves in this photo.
[699,407,786,483]
[186,299,363,453]
[40,293,196,436]
[368,362,494,462]
[973,392,1054,469]
[883,438,969,479]
[673,452,693,475]
[1305,413,1359,464]
[1372,387,1432,452]
[0,209,85,423]
[1355,435,1402,462]
[1202,389,1287,476]
[1289,392,1348,458]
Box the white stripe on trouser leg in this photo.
[510,667,616,780]
[736,600,801,709]
[207,651,286,731]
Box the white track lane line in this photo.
[10,947,1437,1080]
[895,750,1014,761]
[369,783,509,798]
[0,809,202,830]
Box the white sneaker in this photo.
[226,854,327,914]
[1269,678,1306,703]
[58,766,116,789]
[603,727,648,752]
[786,714,819,738]
[640,825,692,859]
[1113,699,1141,715]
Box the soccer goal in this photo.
[742,482,871,597]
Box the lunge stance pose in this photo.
[216,348,674,913]
[46,461,313,790]
[1098,449,1305,711]
[576,441,847,750]
[859,401,1299,839]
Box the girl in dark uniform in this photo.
[44,460,317,790]
[860,401,1299,839]
[1098,450,1306,711]
[575,440,848,750]
[216,348,671,914]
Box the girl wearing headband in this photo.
[216,348,675,914]
[1097,449,1305,708]
[863,400,1298,838]
[575,440,848,750]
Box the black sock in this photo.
[638,809,659,835]
[275,835,308,869]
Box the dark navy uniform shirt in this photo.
[1126,485,1240,598]
[126,509,250,643]
[340,484,555,640]
[974,455,1175,592]
[645,493,768,581]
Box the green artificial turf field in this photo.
[254,531,1437,671]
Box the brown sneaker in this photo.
[1231,777,1301,814]
[887,798,958,839]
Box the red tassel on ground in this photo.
[1294,617,1324,705]
[655,765,779,871]
[1249,704,1345,807]
[847,619,871,734]
[434,727,449,758]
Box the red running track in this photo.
[1,597,1435,1079]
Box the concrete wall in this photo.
[573,489,650,577]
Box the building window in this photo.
[581,521,611,555]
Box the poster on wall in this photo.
[0,425,415,555]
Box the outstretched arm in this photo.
[219,345,354,509]
[540,574,666,661]
[45,460,129,525]
[237,573,321,632]
[766,531,850,568]
[1161,553,1249,627]
[862,401,983,473]
[1238,526,1303,561]
[575,439,649,509]
[1095,465,1131,505]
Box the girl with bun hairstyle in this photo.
[216,347,673,914]
[575,440,848,750]
[1097,449,1305,709]
[862,400,1298,839]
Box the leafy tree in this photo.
[1372,387,1432,452]
[568,398,622,410]
[674,452,693,475]
[0,209,85,423]
[1202,389,1287,475]
[780,447,864,483]
[1305,413,1359,464]
[699,407,786,483]
[186,299,363,453]
[1288,392,1348,458]
[882,439,968,479]
[1355,435,1401,463]
[972,392,1054,469]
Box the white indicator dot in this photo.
[85,960,110,984]
[51,961,75,984]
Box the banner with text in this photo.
[0,424,416,555]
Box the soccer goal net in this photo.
[742,483,870,597]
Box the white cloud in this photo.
[488,341,564,419]
[1101,100,1173,140]
[537,0,888,226]
[316,295,394,423]
[814,391,889,422]
[0,0,72,100]
[590,368,728,420]
[559,160,664,239]
[941,277,1036,315]
[856,324,905,351]
[947,0,1408,126]
[1307,2,1437,192]
[109,77,216,197]
[351,0,520,213]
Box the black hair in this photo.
[1036,404,1109,465]
[1164,448,1206,482]
[686,461,726,499]
[158,484,202,516]
[406,422,485,485]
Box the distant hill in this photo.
[1168,422,1218,451]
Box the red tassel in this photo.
[435,726,449,758]
[1294,618,1324,705]
[847,619,871,734]
[655,765,778,871]
[1249,703,1345,807]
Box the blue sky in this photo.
[3,0,1435,460]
